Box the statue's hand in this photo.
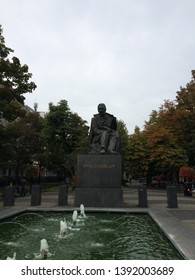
[102,126,112,132]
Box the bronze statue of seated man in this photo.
[89,103,119,154]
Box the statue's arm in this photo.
[111,117,117,130]
[91,118,106,134]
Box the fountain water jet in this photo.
[40,239,49,259]
[13,212,45,220]
[72,210,78,226]
[35,239,50,260]
[6,252,16,260]
[80,204,86,218]
[60,219,68,238]
[0,221,29,230]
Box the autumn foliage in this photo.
[179,166,195,180]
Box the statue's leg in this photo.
[100,131,109,154]
[108,131,119,153]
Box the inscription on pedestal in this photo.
[77,154,121,188]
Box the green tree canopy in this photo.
[128,126,148,175]
[3,112,44,179]
[42,100,88,175]
[117,119,130,172]
[0,25,36,122]
[175,71,195,165]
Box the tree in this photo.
[0,25,37,168]
[140,97,187,183]
[145,125,185,180]
[42,100,88,176]
[117,120,130,172]
[4,111,44,181]
[128,126,148,176]
[0,25,36,122]
[175,71,195,166]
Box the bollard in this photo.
[167,186,178,208]
[138,185,148,207]
[31,185,41,206]
[58,185,68,206]
[3,186,15,206]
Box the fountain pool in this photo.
[0,211,183,260]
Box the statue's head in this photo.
[98,103,106,116]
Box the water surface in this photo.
[0,212,183,260]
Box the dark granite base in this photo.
[74,188,123,207]
[58,185,68,206]
[75,154,122,207]
[167,186,178,208]
[138,185,148,207]
[31,185,41,206]
[3,186,15,206]
[77,154,121,188]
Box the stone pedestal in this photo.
[138,185,148,207]
[74,154,123,207]
[31,185,41,206]
[3,186,15,206]
[75,188,123,207]
[58,185,68,206]
[167,186,178,208]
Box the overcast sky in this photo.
[1,0,195,133]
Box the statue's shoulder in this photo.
[106,113,114,118]
[93,113,115,119]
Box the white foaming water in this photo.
[72,210,78,226]
[35,239,50,260]
[100,228,114,232]
[6,252,16,260]
[59,219,68,238]
[40,239,49,252]
[80,204,86,218]
[3,241,20,247]
[89,242,104,247]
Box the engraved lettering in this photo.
[82,164,115,169]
